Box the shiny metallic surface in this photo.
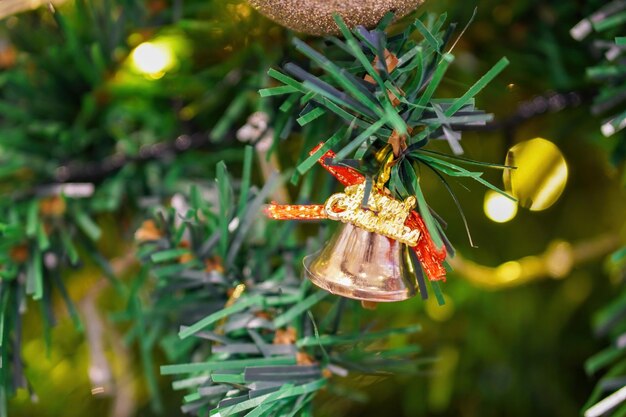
[304,223,417,302]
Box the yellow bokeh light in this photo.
[425,294,455,322]
[503,138,568,211]
[495,261,522,283]
[484,190,518,223]
[131,42,174,79]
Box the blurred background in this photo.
[2,0,626,416]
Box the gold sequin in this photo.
[247,0,425,35]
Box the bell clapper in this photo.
[361,301,378,310]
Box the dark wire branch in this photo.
[53,132,217,183]
[467,89,591,133]
[38,88,590,189]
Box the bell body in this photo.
[304,223,417,302]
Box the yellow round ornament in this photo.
[503,138,568,211]
[246,0,425,36]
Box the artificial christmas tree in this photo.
[0,1,625,417]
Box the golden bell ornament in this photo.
[304,223,417,302]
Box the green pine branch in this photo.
[0,0,283,414]
[573,3,626,415]
[573,0,626,164]
[133,159,426,416]
[262,12,510,252]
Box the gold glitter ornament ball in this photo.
[246,0,425,36]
